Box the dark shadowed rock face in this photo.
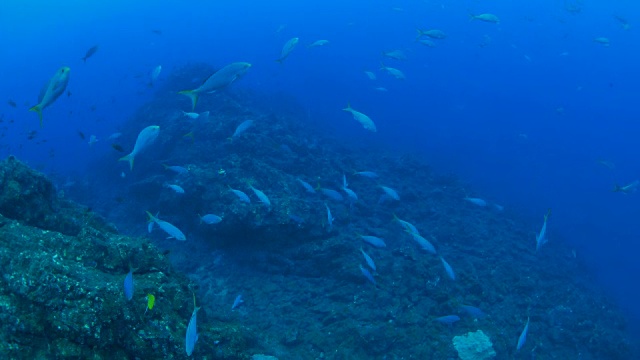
[0,156,116,236]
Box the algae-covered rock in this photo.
[0,157,252,358]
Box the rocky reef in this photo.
[0,156,254,358]
[18,64,634,359]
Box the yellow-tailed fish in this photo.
[178,62,251,110]
[343,103,377,132]
[276,37,299,63]
[30,67,71,127]
[119,125,160,170]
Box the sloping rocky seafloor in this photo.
[12,64,633,359]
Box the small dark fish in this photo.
[90,104,97,112]
[27,131,38,140]
[123,267,134,301]
[82,45,99,63]
[77,131,85,140]
[67,91,72,97]
[152,29,162,35]
[111,143,124,152]
[7,99,16,108]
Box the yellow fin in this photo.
[29,105,43,127]
[118,154,134,170]
[178,90,198,111]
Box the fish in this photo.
[393,214,419,235]
[249,185,271,211]
[164,183,185,194]
[149,65,162,87]
[516,317,530,351]
[118,125,160,170]
[380,63,405,80]
[325,203,334,232]
[231,294,244,310]
[146,211,186,241]
[613,14,631,30]
[440,257,455,280]
[229,186,251,203]
[535,209,551,252]
[364,71,377,80]
[435,315,460,325]
[360,248,376,272]
[464,197,487,207]
[178,62,252,110]
[416,28,447,39]
[342,187,358,202]
[29,66,71,126]
[593,37,610,46]
[360,235,386,248]
[199,214,222,225]
[182,111,200,119]
[111,143,124,152]
[145,294,155,315]
[107,132,122,140]
[470,13,500,23]
[359,264,376,286]
[297,178,316,194]
[460,305,486,319]
[124,266,135,301]
[88,135,98,146]
[407,231,436,254]
[382,49,407,60]
[320,188,344,202]
[353,171,379,178]
[613,180,639,194]
[308,39,329,48]
[231,120,254,139]
[81,45,99,63]
[7,99,17,107]
[343,103,377,132]
[276,37,299,63]
[380,186,400,201]
[185,294,200,356]
[418,39,437,47]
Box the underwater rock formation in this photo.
[0,157,254,358]
[63,64,632,359]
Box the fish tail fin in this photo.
[415,29,424,41]
[544,208,551,221]
[145,211,156,223]
[275,58,283,64]
[183,132,195,142]
[119,154,134,170]
[178,90,198,111]
[29,105,43,127]
[342,102,352,112]
[612,185,621,192]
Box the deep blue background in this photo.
[1,0,639,338]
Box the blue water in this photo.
[2,0,639,349]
